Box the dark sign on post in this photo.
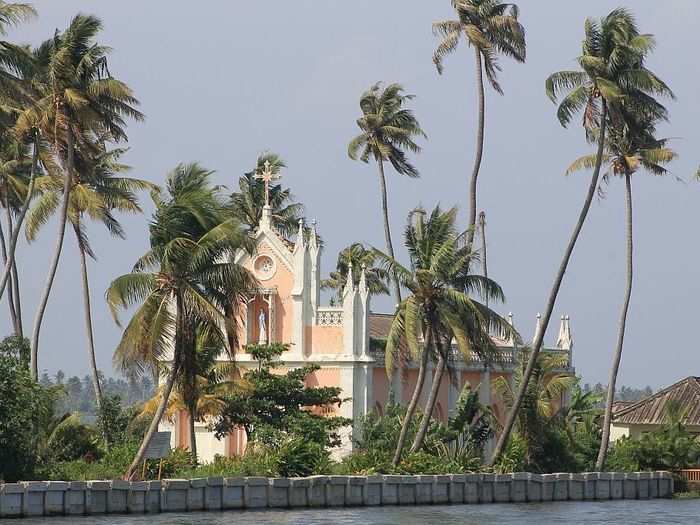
[144,431,172,459]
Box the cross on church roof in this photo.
[255,160,281,207]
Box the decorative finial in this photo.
[533,313,542,344]
[344,261,354,297]
[557,315,573,350]
[359,263,368,296]
[254,159,280,207]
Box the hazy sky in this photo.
[6,1,699,388]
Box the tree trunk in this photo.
[0,217,19,333]
[410,344,447,454]
[188,405,198,460]
[392,328,432,466]
[489,102,608,466]
[479,211,488,308]
[464,47,486,255]
[596,172,633,471]
[377,159,401,305]
[11,259,23,337]
[30,128,73,380]
[74,220,104,416]
[125,293,183,479]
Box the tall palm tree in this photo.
[322,242,389,303]
[377,206,512,465]
[490,8,672,465]
[14,14,143,379]
[432,0,525,251]
[349,82,426,305]
[107,163,254,477]
[229,152,304,239]
[26,146,154,419]
[568,115,675,470]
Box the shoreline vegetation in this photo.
[0,0,698,488]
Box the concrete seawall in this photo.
[0,471,673,518]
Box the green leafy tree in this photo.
[348,82,426,305]
[106,163,254,477]
[322,242,389,303]
[376,206,512,465]
[492,8,673,465]
[432,0,525,250]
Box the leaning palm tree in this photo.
[229,152,304,239]
[322,242,389,303]
[107,163,254,478]
[349,83,426,305]
[490,8,673,465]
[14,14,143,379]
[377,206,512,465]
[568,114,675,470]
[26,145,154,419]
[432,0,525,251]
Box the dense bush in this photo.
[45,415,100,462]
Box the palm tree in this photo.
[376,206,512,465]
[432,0,525,250]
[229,152,304,238]
[26,146,154,420]
[322,242,389,303]
[494,350,576,468]
[0,1,34,34]
[349,83,426,305]
[490,8,672,465]
[14,14,144,379]
[555,383,602,448]
[567,115,675,470]
[107,163,254,478]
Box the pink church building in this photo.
[161,203,575,462]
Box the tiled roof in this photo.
[613,376,700,426]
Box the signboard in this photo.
[144,431,171,459]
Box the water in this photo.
[11,500,700,525]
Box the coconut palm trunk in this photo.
[10,259,22,336]
[410,344,447,454]
[596,171,633,470]
[489,103,608,466]
[392,329,431,466]
[377,160,401,305]
[126,293,183,479]
[188,404,198,460]
[74,218,104,414]
[30,127,74,380]
[0,219,19,333]
[465,47,486,253]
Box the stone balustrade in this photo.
[0,472,673,518]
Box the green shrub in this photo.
[277,438,329,477]
[46,415,100,462]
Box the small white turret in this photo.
[557,315,573,350]
[532,313,542,345]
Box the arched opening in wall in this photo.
[374,402,384,417]
[435,402,445,423]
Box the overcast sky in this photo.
[7,1,699,388]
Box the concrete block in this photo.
[326,476,348,507]
[66,481,87,515]
[307,476,328,507]
[596,473,611,500]
[527,474,543,502]
[494,474,512,503]
[289,478,309,507]
[648,474,659,499]
[204,477,223,510]
[1,483,24,517]
[416,476,434,505]
[86,481,109,514]
[510,473,527,503]
[480,474,495,503]
[553,473,568,501]
[449,475,465,504]
[187,478,206,511]
[145,481,162,513]
[623,474,637,500]
[541,474,556,502]
[128,482,147,514]
[45,481,69,515]
[381,476,401,505]
[108,480,129,514]
[398,476,416,505]
[433,475,450,505]
[567,474,583,501]
[582,473,597,500]
[656,471,673,498]
[464,474,481,504]
[268,478,290,508]
[346,477,365,507]
[23,481,47,517]
[636,472,651,499]
[244,477,269,508]
[610,473,624,500]
[222,478,244,509]
[162,479,189,512]
[364,476,383,506]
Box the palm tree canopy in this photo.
[348,82,426,177]
[376,205,516,373]
[433,0,526,92]
[322,242,390,301]
[228,152,304,239]
[0,2,35,35]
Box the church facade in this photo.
[161,203,575,463]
